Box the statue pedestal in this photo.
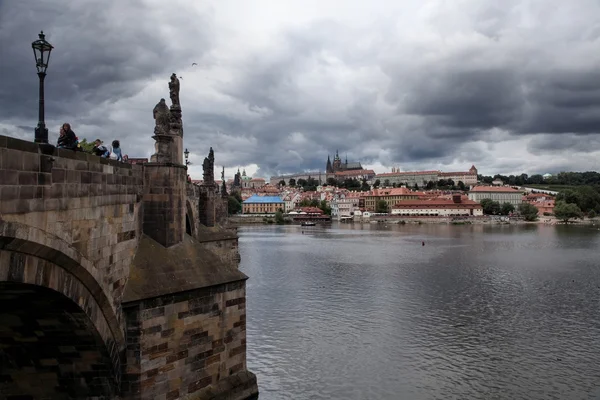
[150,134,174,163]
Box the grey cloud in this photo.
[0,1,213,121]
[2,0,600,179]
[527,133,600,154]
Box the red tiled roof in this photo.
[470,186,520,193]
[369,188,416,196]
[438,171,475,177]
[376,170,439,177]
[392,198,482,208]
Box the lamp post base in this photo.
[34,126,48,144]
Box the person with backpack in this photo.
[92,139,110,158]
[112,139,122,161]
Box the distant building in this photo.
[242,195,284,214]
[326,150,363,175]
[269,171,325,186]
[391,195,483,217]
[363,187,422,211]
[375,170,439,188]
[523,193,555,215]
[334,169,376,182]
[438,165,478,186]
[468,186,523,206]
[330,195,360,220]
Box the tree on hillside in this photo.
[297,178,307,187]
[556,186,600,213]
[553,200,583,222]
[376,200,389,213]
[457,181,466,191]
[361,178,370,192]
[319,200,331,215]
[413,183,419,190]
[500,202,515,216]
[384,179,391,187]
[275,210,284,224]
[588,210,596,219]
[78,138,95,153]
[373,179,380,188]
[518,203,538,221]
[289,178,296,187]
[426,180,435,190]
[327,177,337,186]
[556,189,582,206]
[279,180,286,186]
[480,198,500,215]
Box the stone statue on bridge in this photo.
[202,147,216,185]
[221,166,228,197]
[151,75,184,163]
[152,98,171,136]
[169,73,180,107]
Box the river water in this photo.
[238,223,600,400]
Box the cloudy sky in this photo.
[2,0,600,179]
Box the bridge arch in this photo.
[0,281,118,398]
[186,198,196,236]
[0,221,124,391]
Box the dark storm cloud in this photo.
[2,0,600,178]
[0,0,213,121]
[527,134,600,154]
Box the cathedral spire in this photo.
[326,155,333,174]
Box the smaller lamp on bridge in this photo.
[184,148,191,166]
[31,31,54,144]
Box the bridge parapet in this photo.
[0,135,143,327]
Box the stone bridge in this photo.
[0,78,257,400]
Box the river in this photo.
[238,223,600,400]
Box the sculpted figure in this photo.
[203,157,211,183]
[152,98,170,135]
[169,73,180,107]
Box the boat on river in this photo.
[301,221,316,226]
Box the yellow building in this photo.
[242,195,284,214]
[363,188,421,211]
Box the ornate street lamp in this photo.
[184,148,191,166]
[32,31,53,144]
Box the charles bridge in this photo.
[0,75,258,399]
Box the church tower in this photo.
[326,155,333,174]
[332,150,342,172]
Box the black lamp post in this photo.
[32,31,53,144]
[184,148,191,166]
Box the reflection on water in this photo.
[239,223,600,400]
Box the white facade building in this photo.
[391,196,483,217]
[468,186,523,207]
[331,196,360,220]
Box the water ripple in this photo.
[240,224,600,400]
